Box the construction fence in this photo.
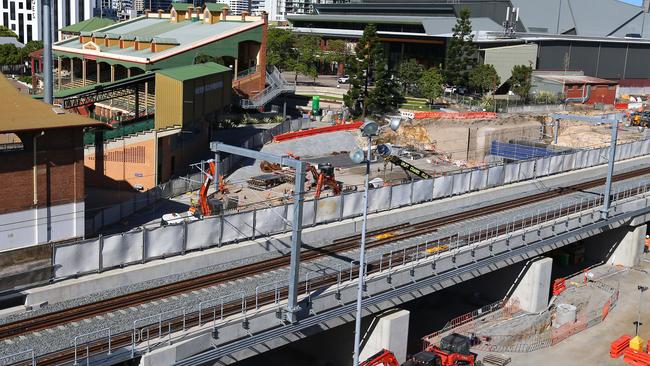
[84,119,296,235]
[59,138,650,279]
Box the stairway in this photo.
[240,66,295,109]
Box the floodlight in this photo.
[360,119,379,137]
[388,116,402,132]
[349,148,365,164]
[376,144,392,157]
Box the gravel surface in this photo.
[1,173,648,363]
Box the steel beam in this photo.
[210,142,306,323]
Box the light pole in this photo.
[349,117,402,366]
[634,285,648,336]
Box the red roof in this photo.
[618,79,650,87]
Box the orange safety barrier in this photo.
[615,103,630,110]
[552,278,567,296]
[611,335,631,358]
[411,111,497,120]
[603,299,611,321]
[272,122,363,142]
[624,347,650,365]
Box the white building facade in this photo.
[263,0,332,22]
[0,0,95,43]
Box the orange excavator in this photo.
[361,333,476,366]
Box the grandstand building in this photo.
[287,0,650,85]
[31,3,272,191]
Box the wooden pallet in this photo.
[482,353,511,366]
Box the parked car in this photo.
[443,85,457,93]
[337,75,350,84]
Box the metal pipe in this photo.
[601,117,619,219]
[43,0,53,104]
[286,159,305,322]
[352,135,372,366]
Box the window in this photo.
[78,0,84,19]
[26,24,31,40]
[26,0,30,10]
[18,13,23,43]
[9,2,14,20]
[27,13,31,20]
[2,0,6,8]
[3,13,8,26]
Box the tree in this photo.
[0,44,21,66]
[445,7,477,87]
[468,64,500,94]
[344,24,382,117]
[322,39,350,72]
[398,58,424,96]
[369,57,405,116]
[193,54,224,65]
[266,27,296,71]
[510,64,533,100]
[292,35,321,82]
[419,67,444,105]
[0,26,17,38]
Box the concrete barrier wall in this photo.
[52,139,650,279]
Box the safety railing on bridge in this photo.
[56,138,650,279]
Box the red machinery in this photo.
[192,160,225,217]
[361,334,476,366]
[307,162,342,199]
[361,349,400,366]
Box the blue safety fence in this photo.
[491,141,559,160]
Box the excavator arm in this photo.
[384,155,431,180]
[199,161,216,217]
[360,349,401,366]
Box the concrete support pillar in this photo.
[127,68,131,78]
[110,65,115,82]
[57,57,62,90]
[96,62,101,83]
[510,257,553,313]
[608,224,647,267]
[359,310,410,364]
[82,60,87,86]
[139,333,212,366]
[144,81,149,115]
[70,58,74,84]
[234,58,238,79]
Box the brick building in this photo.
[0,75,106,252]
[532,71,618,105]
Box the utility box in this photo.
[155,62,232,130]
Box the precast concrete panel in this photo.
[412,179,434,203]
[535,157,551,177]
[537,42,570,71]
[504,163,520,184]
[519,160,536,180]
[597,44,628,79]
[368,186,392,213]
[315,196,342,223]
[569,42,599,77]
[390,183,412,209]
[549,155,564,174]
[574,150,588,169]
[121,199,134,217]
[598,147,609,165]
[433,175,453,198]
[253,206,287,236]
[452,172,470,195]
[641,140,650,155]
[221,211,255,243]
[104,205,120,226]
[287,199,316,227]
[622,143,633,160]
[586,149,601,167]
[54,240,100,277]
[342,191,364,218]
[631,141,644,157]
[145,224,184,259]
[562,154,575,172]
[487,165,505,187]
[185,217,221,250]
[469,169,487,191]
[625,46,650,79]
[102,230,144,268]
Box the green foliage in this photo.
[194,54,224,65]
[293,35,321,81]
[468,64,500,94]
[267,27,296,71]
[510,64,533,100]
[0,26,17,38]
[532,90,562,104]
[369,58,405,116]
[398,58,424,96]
[419,67,444,104]
[0,40,43,67]
[444,7,477,87]
[322,39,350,65]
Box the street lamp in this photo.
[634,285,648,336]
[349,117,401,366]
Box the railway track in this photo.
[4,166,650,365]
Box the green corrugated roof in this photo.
[60,17,116,34]
[205,3,228,12]
[157,62,230,81]
[171,2,192,11]
[152,37,179,44]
